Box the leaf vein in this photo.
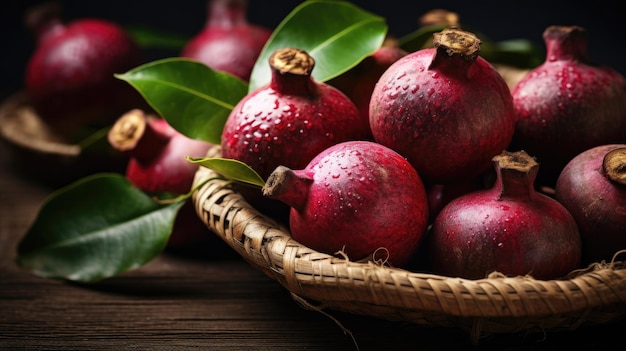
[138,78,236,110]
[309,19,381,56]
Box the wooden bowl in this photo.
[0,93,128,186]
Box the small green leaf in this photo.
[16,173,185,283]
[187,156,266,188]
[115,58,248,144]
[397,23,449,52]
[248,0,387,91]
[480,39,544,68]
[126,25,188,51]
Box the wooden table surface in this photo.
[1,140,625,351]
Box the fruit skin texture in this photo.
[221,48,371,219]
[511,26,626,185]
[428,150,581,280]
[327,44,408,130]
[426,170,495,223]
[180,0,272,82]
[369,27,516,184]
[555,144,626,264]
[24,3,144,133]
[108,110,214,248]
[262,141,429,266]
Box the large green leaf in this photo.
[187,156,266,188]
[16,173,184,283]
[248,0,387,92]
[115,58,248,144]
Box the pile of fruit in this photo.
[12,0,625,284]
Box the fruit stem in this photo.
[492,150,539,200]
[25,2,65,42]
[429,27,481,76]
[262,165,313,211]
[419,9,459,27]
[107,109,172,164]
[603,147,626,186]
[543,25,589,63]
[269,48,317,96]
[206,0,249,29]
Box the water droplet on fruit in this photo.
[387,90,399,99]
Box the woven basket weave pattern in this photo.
[192,146,626,338]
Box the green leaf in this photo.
[16,173,185,283]
[248,0,387,92]
[115,58,249,144]
[186,156,266,188]
[480,39,544,69]
[126,25,188,51]
[397,23,449,52]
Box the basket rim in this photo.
[192,145,626,334]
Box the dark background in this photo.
[1,0,624,101]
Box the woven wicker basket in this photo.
[192,146,626,343]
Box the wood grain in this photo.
[1,141,624,351]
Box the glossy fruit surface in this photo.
[263,140,429,266]
[328,44,408,131]
[180,0,272,81]
[511,25,626,186]
[108,109,214,248]
[428,150,581,279]
[24,3,144,133]
[555,144,626,264]
[221,47,370,218]
[369,27,515,184]
[426,170,494,223]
